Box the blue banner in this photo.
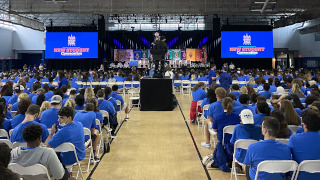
[133,50,141,60]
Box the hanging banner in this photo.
[133,49,142,60]
[118,49,127,61]
[126,49,134,61]
[172,49,181,61]
[114,49,119,61]
[141,49,149,60]
[181,49,186,60]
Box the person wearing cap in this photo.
[10,105,48,143]
[229,109,262,173]
[45,107,86,167]
[202,96,241,149]
[40,95,62,129]
[243,116,291,180]
[31,88,45,105]
[8,85,24,106]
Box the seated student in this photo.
[41,95,62,128]
[45,86,55,101]
[243,116,291,180]
[229,84,241,100]
[0,143,20,180]
[104,87,117,110]
[227,94,241,108]
[8,85,24,106]
[201,87,226,148]
[253,101,271,125]
[258,83,272,99]
[29,82,42,100]
[60,85,69,106]
[111,85,129,118]
[11,124,69,180]
[45,107,86,166]
[201,88,217,119]
[1,86,13,106]
[233,94,256,115]
[97,89,116,115]
[73,103,100,161]
[268,78,277,94]
[0,103,11,133]
[0,97,12,120]
[289,109,320,180]
[270,110,292,138]
[10,105,48,143]
[239,86,248,95]
[87,98,103,129]
[230,109,262,172]
[11,99,32,129]
[31,88,45,104]
[280,100,301,126]
[11,93,29,111]
[75,94,85,111]
[190,82,206,123]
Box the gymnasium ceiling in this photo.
[0,0,320,30]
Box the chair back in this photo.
[96,119,101,132]
[8,163,51,180]
[11,111,17,117]
[0,139,12,148]
[288,125,300,134]
[222,125,236,146]
[0,129,9,139]
[100,110,109,118]
[294,160,320,180]
[234,139,257,151]
[203,104,210,111]
[9,129,13,137]
[83,127,91,137]
[197,100,203,107]
[12,142,27,149]
[275,138,289,144]
[116,100,121,106]
[254,160,298,180]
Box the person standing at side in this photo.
[208,64,218,88]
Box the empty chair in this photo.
[294,160,320,180]
[254,160,298,180]
[8,163,51,180]
[116,100,123,120]
[181,80,191,95]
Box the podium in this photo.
[140,78,173,111]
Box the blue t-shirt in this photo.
[2,96,11,106]
[233,105,256,115]
[58,77,68,88]
[75,105,84,111]
[233,101,241,107]
[45,91,54,101]
[212,112,241,143]
[207,101,223,119]
[98,99,116,115]
[200,98,211,119]
[107,96,117,110]
[12,102,19,111]
[48,121,86,165]
[2,119,11,132]
[208,70,216,85]
[6,110,12,120]
[296,127,304,134]
[230,124,262,163]
[29,93,36,100]
[31,94,39,104]
[74,111,97,140]
[111,91,124,110]
[10,121,48,143]
[294,108,302,117]
[253,113,268,126]
[289,131,320,180]
[229,92,241,100]
[243,139,291,180]
[219,72,232,90]
[11,114,26,129]
[8,95,18,105]
[41,108,60,129]
[259,91,272,99]
[192,88,206,102]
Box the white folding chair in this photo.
[181,80,191,95]
[275,138,289,144]
[100,110,111,133]
[128,89,140,109]
[9,163,51,180]
[288,125,300,134]
[54,142,83,179]
[230,139,258,180]
[222,125,236,146]
[202,105,210,134]
[95,119,103,157]
[0,139,12,148]
[254,160,298,180]
[83,127,94,172]
[190,80,198,87]
[116,100,122,120]
[12,142,27,149]
[116,82,125,96]
[9,129,13,137]
[0,129,9,139]
[11,111,17,117]
[196,100,203,126]
[208,121,217,148]
[294,160,320,180]
[131,81,140,91]
[173,80,182,93]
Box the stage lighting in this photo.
[165,19,167,23]
[180,16,182,23]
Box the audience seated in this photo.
[190,82,206,123]
[233,94,256,115]
[0,143,20,180]
[253,101,271,125]
[40,95,62,129]
[11,99,32,128]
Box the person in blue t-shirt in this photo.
[97,89,116,115]
[201,87,226,148]
[190,82,206,123]
[75,94,85,111]
[208,64,218,87]
[31,88,45,104]
[8,85,24,106]
[41,95,62,129]
[58,72,68,88]
[243,116,291,180]
[233,94,256,115]
[11,99,32,129]
[228,84,241,100]
[288,109,320,180]
[74,103,100,160]
[0,102,11,133]
[111,85,129,119]
[253,101,271,126]
[10,105,48,143]
[219,68,232,90]
[201,88,217,119]
[230,109,262,170]
[45,107,86,166]
[258,83,272,99]
[104,87,117,110]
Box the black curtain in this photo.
[46,59,100,71]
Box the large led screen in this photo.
[45,32,98,59]
[221,31,273,58]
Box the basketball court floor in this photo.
[83,94,246,180]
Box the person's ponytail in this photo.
[223,97,234,115]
